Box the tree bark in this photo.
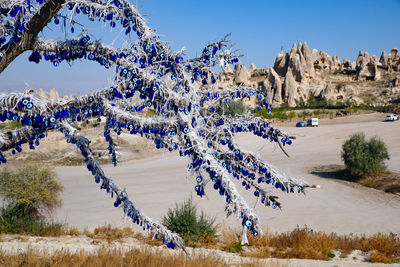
[0,0,66,74]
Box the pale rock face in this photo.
[311,49,320,63]
[49,88,59,101]
[219,65,234,83]
[263,67,282,103]
[332,55,341,71]
[283,70,298,107]
[249,63,256,75]
[355,51,380,81]
[389,48,398,60]
[380,51,389,69]
[233,64,250,85]
[273,47,288,77]
[388,48,400,72]
[341,58,352,71]
[316,51,333,69]
[37,88,47,100]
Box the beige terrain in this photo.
[1,112,400,266]
[46,113,400,236]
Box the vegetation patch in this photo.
[162,196,217,245]
[341,132,389,178]
[0,165,64,236]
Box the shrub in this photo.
[162,197,216,244]
[216,100,245,116]
[341,133,389,178]
[288,111,296,120]
[0,165,64,234]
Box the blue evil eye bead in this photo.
[89,96,94,102]
[22,99,29,106]
[71,27,75,33]
[225,98,231,103]
[53,60,59,67]
[88,53,95,60]
[245,220,253,228]
[175,57,183,64]
[81,35,90,44]
[71,39,77,45]
[50,117,56,123]
[26,102,33,109]
[196,176,203,183]
[253,230,258,237]
[272,202,277,209]
[254,191,259,197]
[110,21,116,27]
[54,17,60,24]
[67,3,75,10]
[297,186,302,193]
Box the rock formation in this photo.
[37,88,47,100]
[49,88,60,101]
[233,64,250,85]
[218,43,400,107]
[355,51,381,81]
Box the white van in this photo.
[307,118,319,127]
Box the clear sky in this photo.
[0,0,399,95]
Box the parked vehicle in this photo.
[385,114,399,121]
[307,118,319,127]
[296,121,306,127]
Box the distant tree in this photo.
[341,133,389,178]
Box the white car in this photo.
[386,114,399,121]
[307,118,319,127]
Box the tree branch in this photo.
[0,0,66,73]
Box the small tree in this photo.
[163,197,216,244]
[341,133,389,178]
[0,165,64,234]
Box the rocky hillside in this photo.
[219,42,400,107]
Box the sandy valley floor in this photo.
[50,113,400,235]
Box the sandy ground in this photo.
[45,112,400,236]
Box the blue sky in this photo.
[1,0,399,95]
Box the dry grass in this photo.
[0,248,286,267]
[85,225,134,243]
[3,224,399,264]
[369,251,393,264]
[220,226,400,263]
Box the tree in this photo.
[0,165,63,233]
[341,132,389,178]
[0,0,315,253]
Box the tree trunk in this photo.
[0,0,66,74]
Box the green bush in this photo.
[288,111,296,120]
[341,133,390,179]
[0,165,64,234]
[162,197,216,244]
[216,100,245,116]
